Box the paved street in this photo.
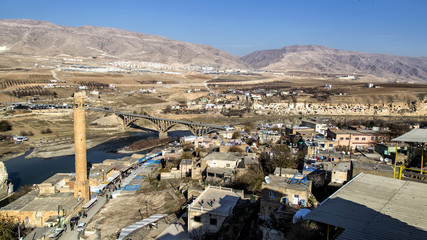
[59,196,107,240]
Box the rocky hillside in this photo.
[241,45,427,82]
[0,19,249,68]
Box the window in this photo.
[371,137,374,140]
[226,164,231,167]
[355,137,359,140]
[194,216,201,222]
[269,190,277,199]
[210,218,217,225]
[340,137,344,140]
[345,137,350,140]
[362,138,366,141]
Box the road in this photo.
[59,196,107,240]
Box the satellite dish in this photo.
[265,176,271,184]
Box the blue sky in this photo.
[1,0,426,57]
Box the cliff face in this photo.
[0,162,12,199]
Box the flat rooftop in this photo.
[203,152,243,162]
[306,173,427,239]
[39,173,74,185]
[265,175,311,191]
[189,186,241,216]
[351,160,394,173]
[3,190,81,212]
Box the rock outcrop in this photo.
[0,162,13,199]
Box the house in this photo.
[260,174,313,220]
[301,119,328,135]
[219,139,249,153]
[305,173,427,239]
[181,135,197,144]
[187,186,242,237]
[180,159,193,176]
[203,152,243,184]
[328,161,350,184]
[162,147,183,161]
[327,129,389,150]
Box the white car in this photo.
[77,222,86,232]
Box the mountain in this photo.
[0,19,249,68]
[241,45,427,82]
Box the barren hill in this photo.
[0,19,249,68]
[241,45,427,82]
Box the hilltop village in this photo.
[1,89,427,239]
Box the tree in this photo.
[244,122,255,133]
[271,144,299,175]
[0,215,18,240]
[163,105,172,114]
[181,151,193,159]
[227,165,263,194]
[229,145,244,152]
[0,121,12,132]
[232,131,241,139]
[259,151,275,175]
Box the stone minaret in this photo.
[73,92,90,202]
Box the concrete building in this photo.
[1,173,83,227]
[260,174,313,220]
[327,129,389,150]
[301,119,328,135]
[329,161,351,184]
[306,173,427,239]
[203,152,243,184]
[187,186,242,237]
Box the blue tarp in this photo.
[134,176,145,179]
[142,159,161,166]
[123,185,141,191]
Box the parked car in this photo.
[77,222,86,232]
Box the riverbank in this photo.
[24,135,119,159]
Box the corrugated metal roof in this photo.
[305,173,427,239]
[392,128,427,143]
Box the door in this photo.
[293,194,299,205]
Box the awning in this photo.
[90,184,107,193]
[392,129,427,143]
[106,172,120,182]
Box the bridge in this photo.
[87,107,226,138]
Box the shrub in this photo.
[41,128,52,134]
[0,120,12,132]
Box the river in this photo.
[4,130,191,189]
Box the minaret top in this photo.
[74,92,86,108]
